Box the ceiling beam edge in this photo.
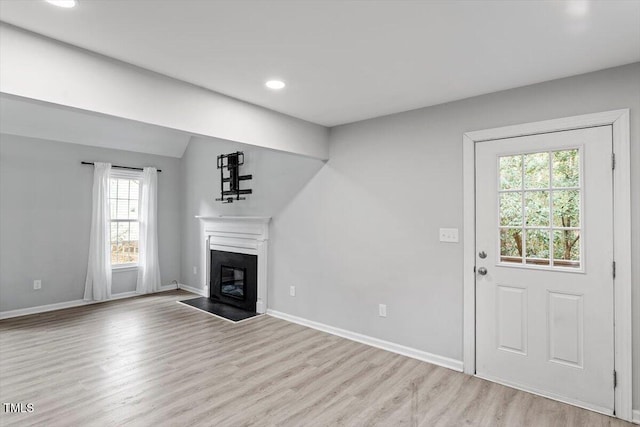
[0,23,329,160]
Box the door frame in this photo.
[462,109,632,421]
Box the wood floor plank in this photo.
[0,290,632,426]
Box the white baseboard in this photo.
[111,291,139,300]
[632,409,639,424]
[0,285,179,320]
[1,299,90,320]
[178,283,208,297]
[266,309,463,372]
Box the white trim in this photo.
[112,264,139,272]
[111,291,141,299]
[178,283,208,297]
[176,301,265,324]
[462,109,632,421]
[632,409,640,424]
[267,309,463,372]
[1,299,93,320]
[0,285,178,320]
[611,110,633,421]
[464,109,628,142]
[462,133,476,375]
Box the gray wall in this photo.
[0,134,181,310]
[1,63,637,411]
[179,136,325,287]
[268,63,640,408]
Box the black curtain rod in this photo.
[81,162,162,173]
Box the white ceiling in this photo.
[0,95,191,158]
[0,0,639,127]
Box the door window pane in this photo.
[525,229,550,265]
[553,230,580,268]
[524,191,549,226]
[500,193,522,226]
[553,149,580,188]
[500,155,522,190]
[553,190,580,228]
[524,152,550,189]
[500,228,523,263]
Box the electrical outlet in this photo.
[289,286,296,297]
[439,228,459,243]
[33,280,42,290]
[193,266,197,275]
[379,304,387,317]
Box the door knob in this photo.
[477,267,488,275]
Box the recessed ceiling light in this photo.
[45,0,77,8]
[265,80,286,90]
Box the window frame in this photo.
[495,146,585,273]
[109,169,142,270]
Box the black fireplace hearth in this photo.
[178,297,259,322]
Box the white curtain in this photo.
[84,162,112,301]
[137,167,162,294]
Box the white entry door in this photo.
[475,125,615,414]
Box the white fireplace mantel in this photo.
[196,216,271,313]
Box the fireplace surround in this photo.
[197,216,270,314]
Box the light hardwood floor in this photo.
[0,290,632,427]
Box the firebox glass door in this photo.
[220,266,245,300]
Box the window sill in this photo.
[112,264,138,272]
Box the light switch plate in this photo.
[439,228,459,243]
[379,304,387,317]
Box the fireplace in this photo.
[210,250,257,312]
[197,216,270,314]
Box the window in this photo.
[110,173,140,267]
[499,149,582,269]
